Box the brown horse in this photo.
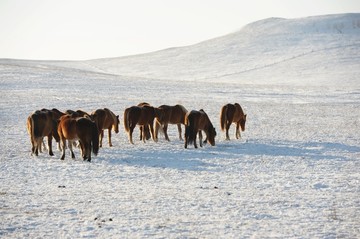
[220,103,247,140]
[91,108,120,147]
[184,109,216,149]
[123,104,160,144]
[27,109,60,156]
[57,115,99,161]
[154,104,188,141]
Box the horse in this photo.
[57,115,99,161]
[27,109,60,156]
[123,104,160,144]
[184,109,216,149]
[154,104,188,141]
[91,108,120,147]
[220,103,247,140]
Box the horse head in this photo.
[240,114,247,131]
[207,126,217,146]
[113,115,120,133]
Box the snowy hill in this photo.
[83,13,360,86]
[1,13,359,87]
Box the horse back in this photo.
[171,104,188,124]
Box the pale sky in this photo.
[0,0,359,60]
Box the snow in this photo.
[1,13,360,238]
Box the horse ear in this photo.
[244,114,247,119]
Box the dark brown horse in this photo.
[123,104,160,144]
[57,115,99,161]
[154,104,188,141]
[220,103,247,140]
[91,108,120,147]
[184,109,216,149]
[27,109,60,156]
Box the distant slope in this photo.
[86,13,360,86]
[1,13,359,87]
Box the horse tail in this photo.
[220,105,227,131]
[28,116,35,153]
[154,119,163,136]
[185,114,195,145]
[123,108,130,132]
[91,121,99,155]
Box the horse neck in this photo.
[106,110,117,126]
[235,104,244,117]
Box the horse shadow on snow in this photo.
[94,139,358,170]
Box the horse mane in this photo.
[234,103,245,116]
[104,108,117,123]
[176,104,188,114]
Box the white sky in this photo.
[0,0,359,60]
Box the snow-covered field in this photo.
[1,14,360,238]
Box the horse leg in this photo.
[177,124,183,141]
[139,126,143,141]
[39,139,44,153]
[164,124,170,141]
[34,137,42,156]
[69,140,76,159]
[31,137,37,156]
[99,129,104,148]
[81,141,89,161]
[149,122,157,142]
[154,121,160,141]
[193,131,198,149]
[199,131,203,147]
[129,126,135,144]
[236,122,241,139]
[141,125,146,143]
[108,128,112,147]
[60,138,66,160]
[87,141,91,162]
[184,126,189,149]
[225,121,231,140]
[47,134,54,156]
